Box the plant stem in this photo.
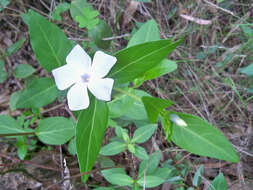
[0,132,35,138]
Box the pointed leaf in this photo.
[25,10,73,71]
[76,96,108,182]
[100,141,126,156]
[134,145,149,160]
[169,112,239,162]
[142,96,173,123]
[108,39,181,85]
[132,124,157,143]
[127,19,160,48]
[208,173,227,190]
[16,77,58,109]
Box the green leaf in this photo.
[100,141,126,156]
[5,38,26,57]
[144,59,178,80]
[169,112,239,162]
[25,10,73,72]
[208,173,227,190]
[70,0,90,21]
[138,151,161,178]
[0,0,9,12]
[9,91,22,111]
[16,77,58,109]
[102,168,133,186]
[134,145,149,160]
[76,95,108,182]
[0,115,24,134]
[0,59,7,83]
[127,19,160,48]
[88,20,112,49]
[193,165,203,186]
[75,7,99,30]
[108,39,181,85]
[132,124,157,143]
[102,168,132,186]
[13,64,35,79]
[51,3,70,21]
[68,138,76,155]
[137,176,165,188]
[239,63,253,76]
[152,167,172,180]
[16,136,27,160]
[109,88,149,121]
[35,117,75,145]
[240,25,253,37]
[142,96,173,123]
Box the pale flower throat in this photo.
[81,73,91,83]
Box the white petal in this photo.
[88,78,114,101]
[67,83,90,111]
[52,64,78,90]
[91,51,117,78]
[170,114,187,127]
[66,44,92,75]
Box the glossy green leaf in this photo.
[100,141,126,156]
[16,77,58,109]
[144,59,177,80]
[208,173,227,190]
[0,115,24,134]
[88,20,112,49]
[170,112,239,162]
[76,96,108,182]
[142,96,173,123]
[36,117,75,145]
[132,124,157,143]
[0,59,7,83]
[13,64,35,79]
[102,168,133,186]
[108,39,181,85]
[5,38,26,57]
[25,10,73,71]
[51,3,70,21]
[128,19,160,48]
[128,143,136,154]
[134,145,149,160]
[137,176,165,188]
[239,63,253,76]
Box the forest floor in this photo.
[0,0,253,190]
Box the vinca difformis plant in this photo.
[0,0,239,189]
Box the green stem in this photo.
[0,132,35,138]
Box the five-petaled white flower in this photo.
[52,44,117,111]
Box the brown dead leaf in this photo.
[122,0,139,27]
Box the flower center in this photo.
[81,73,90,83]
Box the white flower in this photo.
[170,114,187,127]
[52,44,117,111]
